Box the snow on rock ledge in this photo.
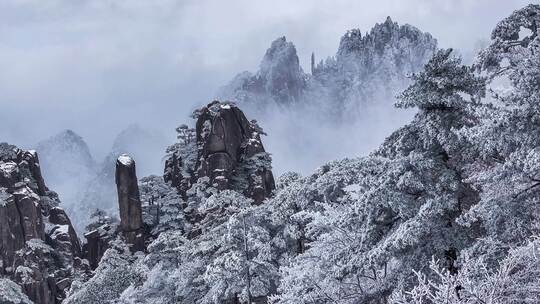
[117,154,134,167]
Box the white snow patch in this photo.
[0,278,33,304]
[13,186,39,201]
[0,188,11,207]
[53,224,69,236]
[344,184,362,200]
[14,266,34,283]
[26,238,53,253]
[0,161,17,175]
[519,26,533,40]
[118,154,134,166]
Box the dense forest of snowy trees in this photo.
[2,4,540,304]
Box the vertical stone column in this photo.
[115,154,145,252]
[311,52,315,75]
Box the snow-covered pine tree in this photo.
[274,48,487,303]
[65,239,144,304]
[139,175,184,235]
[391,237,540,304]
[457,3,540,259]
[164,124,198,200]
[391,5,540,302]
[0,278,33,304]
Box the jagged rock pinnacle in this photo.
[115,154,145,252]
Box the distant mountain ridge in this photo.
[219,17,437,118]
[36,129,96,186]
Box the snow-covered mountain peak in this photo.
[36,129,96,182]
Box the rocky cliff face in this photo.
[165,101,275,204]
[82,223,115,270]
[0,143,86,304]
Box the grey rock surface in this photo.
[115,154,145,252]
[0,143,85,304]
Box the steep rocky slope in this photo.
[221,37,306,106]
[0,143,87,303]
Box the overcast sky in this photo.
[0,0,534,161]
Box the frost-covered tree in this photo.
[192,191,277,303]
[458,4,540,249]
[391,236,540,304]
[396,49,485,111]
[85,208,118,232]
[0,278,33,304]
[382,48,486,161]
[385,6,540,303]
[139,175,184,235]
[164,124,198,199]
[65,240,144,304]
[263,172,310,257]
[273,152,475,303]
[471,4,540,156]
[118,190,278,304]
